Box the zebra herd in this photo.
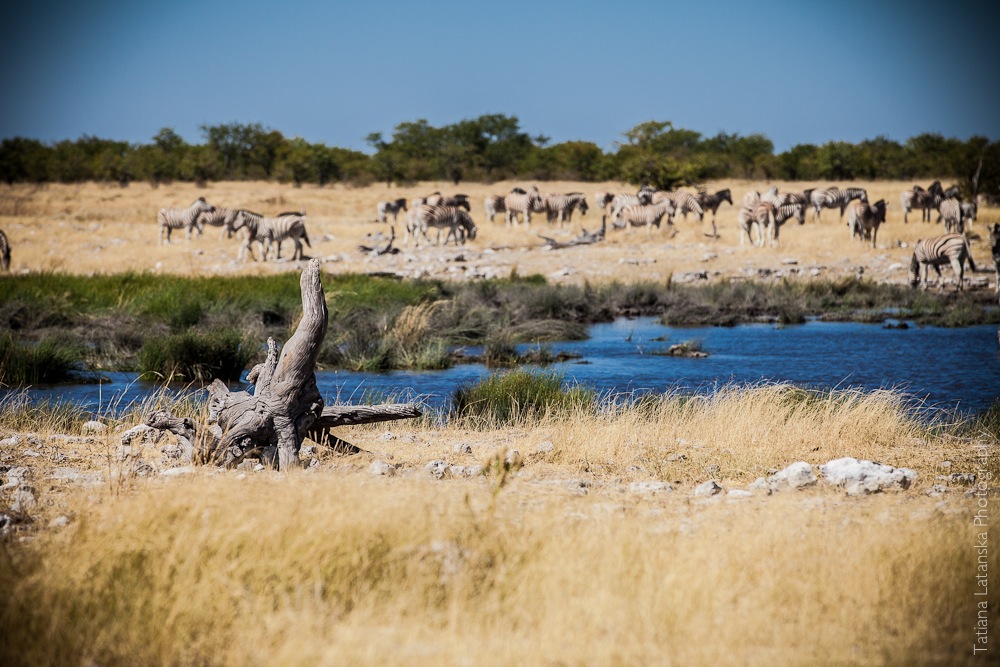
[899,180,977,231]
[157,197,312,261]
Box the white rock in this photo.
[160,466,196,477]
[629,481,673,495]
[49,515,71,528]
[820,457,917,496]
[727,489,753,498]
[452,443,473,455]
[694,480,723,497]
[769,461,817,490]
[369,460,396,477]
[425,460,451,479]
[11,485,37,513]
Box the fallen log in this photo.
[538,216,606,249]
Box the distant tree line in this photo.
[1,116,996,196]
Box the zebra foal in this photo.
[909,234,977,291]
[158,197,215,244]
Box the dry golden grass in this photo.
[1,387,996,665]
[1,179,997,286]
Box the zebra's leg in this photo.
[950,257,964,291]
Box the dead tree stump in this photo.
[205,258,328,469]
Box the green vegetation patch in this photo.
[138,330,255,382]
[451,369,596,426]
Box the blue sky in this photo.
[1,0,996,153]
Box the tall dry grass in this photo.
[1,385,995,665]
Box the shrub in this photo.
[138,330,254,382]
[451,369,595,426]
[0,334,82,386]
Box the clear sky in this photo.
[1,0,996,153]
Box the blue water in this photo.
[4,319,999,416]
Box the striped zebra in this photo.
[0,228,10,272]
[615,201,677,237]
[749,202,804,247]
[938,199,964,234]
[988,223,1000,293]
[696,188,733,220]
[197,206,246,240]
[810,187,867,222]
[158,197,215,244]
[742,190,761,210]
[484,194,506,223]
[761,186,783,208]
[847,199,888,247]
[376,198,407,223]
[900,185,935,223]
[909,234,977,290]
[544,192,588,226]
[233,210,310,261]
[405,204,477,246]
[504,186,542,226]
[594,192,614,216]
[961,201,977,225]
[737,202,770,247]
[610,193,643,224]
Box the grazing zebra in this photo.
[233,210,310,261]
[504,186,542,226]
[810,187,867,222]
[484,194,506,223]
[988,223,1000,293]
[938,199,964,234]
[780,188,815,208]
[405,204,477,246]
[909,234,977,290]
[158,197,215,244]
[0,228,10,272]
[376,198,407,223]
[423,192,443,206]
[847,199,888,247]
[544,192,588,226]
[737,203,770,247]
[615,201,677,237]
[197,206,246,239]
[761,186,783,208]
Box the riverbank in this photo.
[1,272,997,383]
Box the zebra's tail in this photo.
[302,228,311,248]
[909,248,921,287]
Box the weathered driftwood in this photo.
[142,258,420,470]
[358,226,400,256]
[538,216,606,249]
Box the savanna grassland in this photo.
[1,180,999,665]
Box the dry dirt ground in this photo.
[1,179,997,289]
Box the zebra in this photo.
[610,193,643,224]
[376,198,407,223]
[405,204,477,246]
[0,228,10,272]
[232,210,310,261]
[484,194,506,223]
[900,186,934,223]
[742,190,761,210]
[761,186,783,208]
[756,202,804,247]
[988,223,1000,293]
[504,186,542,226]
[696,188,733,220]
[615,201,677,237]
[197,206,246,240]
[960,201,978,226]
[810,187,867,222]
[544,192,588,226]
[780,188,815,208]
[594,192,614,216]
[158,197,214,244]
[847,199,888,247]
[938,199,964,234]
[737,203,770,247]
[909,234,977,290]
